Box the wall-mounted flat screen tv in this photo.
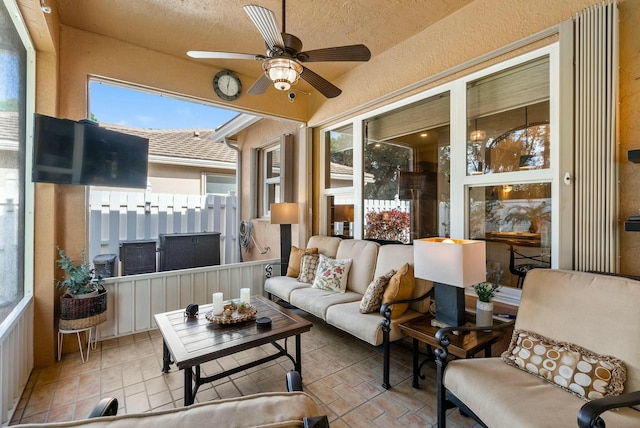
[32,114,149,188]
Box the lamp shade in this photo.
[270,203,300,225]
[333,204,354,222]
[413,238,486,287]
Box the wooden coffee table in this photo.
[154,295,312,405]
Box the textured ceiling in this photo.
[54,0,470,93]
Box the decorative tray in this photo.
[205,303,257,325]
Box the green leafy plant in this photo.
[56,248,104,296]
[473,282,501,303]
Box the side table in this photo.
[398,314,504,388]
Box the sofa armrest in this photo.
[380,289,433,389]
[266,261,286,279]
[88,397,119,418]
[434,320,515,363]
[577,390,640,428]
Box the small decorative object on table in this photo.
[473,282,500,327]
[205,301,257,324]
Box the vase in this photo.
[476,301,493,327]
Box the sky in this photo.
[89,81,240,130]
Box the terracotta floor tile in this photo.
[46,403,75,423]
[22,383,55,418]
[124,391,150,414]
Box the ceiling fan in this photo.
[187,0,371,98]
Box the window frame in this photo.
[319,44,563,306]
[0,0,36,330]
[261,142,281,218]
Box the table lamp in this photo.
[333,204,354,237]
[413,238,486,327]
[270,202,300,275]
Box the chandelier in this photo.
[263,58,303,91]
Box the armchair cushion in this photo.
[502,329,627,400]
[286,246,318,277]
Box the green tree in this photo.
[0,98,18,112]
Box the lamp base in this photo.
[280,223,292,275]
[434,282,466,327]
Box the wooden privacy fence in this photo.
[88,191,238,270]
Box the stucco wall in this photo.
[21,0,640,367]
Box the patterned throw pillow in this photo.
[502,329,627,401]
[311,254,353,293]
[381,263,415,318]
[286,246,319,277]
[298,253,320,284]
[359,269,397,313]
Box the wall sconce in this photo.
[502,184,513,193]
[469,130,486,141]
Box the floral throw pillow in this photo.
[360,269,397,313]
[311,254,353,293]
[298,253,320,284]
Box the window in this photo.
[320,45,560,301]
[262,144,281,216]
[327,124,354,189]
[0,0,32,324]
[205,174,235,195]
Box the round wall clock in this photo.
[213,70,242,101]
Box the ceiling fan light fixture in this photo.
[264,58,302,91]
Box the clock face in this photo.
[213,70,242,101]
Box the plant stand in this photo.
[57,326,96,363]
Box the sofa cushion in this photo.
[326,301,424,346]
[312,254,352,293]
[289,287,361,320]
[15,392,321,428]
[518,269,640,395]
[374,244,432,313]
[502,329,626,400]
[360,269,396,313]
[335,239,380,294]
[298,253,320,284]
[264,276,310,302]
[286,246,318,277]
[382,263,415,318]
[443,358,640,428]
[307,235,342,258]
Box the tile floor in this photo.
[12,309,482,427]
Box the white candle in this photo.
[212,292,224,315]
[240,288,251,304]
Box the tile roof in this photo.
[102,124,237,163]
[0,112,19,141]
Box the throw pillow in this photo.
[311,254,353,293]
[298,253,320,284]
[502,329,627,401]
[381,263,415,318]
[286,246,319,278]
[360,269,397,313]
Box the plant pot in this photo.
[59,287,108,330]
[476,300,493,327]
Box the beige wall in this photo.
[19,0,640,366]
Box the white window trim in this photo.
[262,143,281,217]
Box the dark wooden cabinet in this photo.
[159,232,221,271]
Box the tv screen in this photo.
[32,114,149,188]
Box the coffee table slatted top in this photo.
[154,295,312,369]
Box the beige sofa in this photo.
[265,235,433,389]
[435,269,640,428]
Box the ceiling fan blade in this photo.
[300,66,342,98]
[298,44,371,62]
[247,74,272,95]
[187,51,264,61]
[243,5,285,52]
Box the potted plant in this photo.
[473,282,500,327]
[57,248,108,330]
[57,248,104,297]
